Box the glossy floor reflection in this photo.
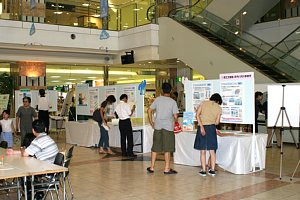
[1,134,300,200]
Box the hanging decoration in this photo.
[29,0,36,35]
[99,0,109,40]
[138,80,146,95]
[29,23,36,36]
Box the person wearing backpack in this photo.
[96,95,116,154]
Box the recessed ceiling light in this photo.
[242,11,247,15]
[51,80,59,83]
[82,3,89,7]
[87,77,97,79]
[148,62,152,64]
[54,11,63,14]
[50,76,61,78]
[133,8,140,11]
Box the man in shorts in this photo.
[147,82,179,174]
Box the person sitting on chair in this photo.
[21,120,58,164]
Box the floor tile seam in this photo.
[199,179,289,200]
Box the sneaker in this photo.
[208,169,216,176]
[199,171,206,177]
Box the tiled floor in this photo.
[1,134,300,200]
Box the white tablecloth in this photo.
[65,121,154,153]
[174,132,268,174]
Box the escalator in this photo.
[167,5,300,82]
[270,25,300,57]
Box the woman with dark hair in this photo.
[98,95,116,154]
[37,89,50,134]
[194,93,222,177]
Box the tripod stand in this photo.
[268,85,299,180]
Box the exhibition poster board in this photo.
[0,94,9,113]
[89,87,99,115]
[219,72,255,125]
[268,84,300,128]
[76,84,89,116]
[76,84,144,119]
[15,90,58,113]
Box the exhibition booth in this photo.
[13,72,300,175]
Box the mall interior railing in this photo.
[168,4,300,82]
[271,25,300,57]
[0,0,155,31]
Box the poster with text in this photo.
[122,86,137,117]
[220,72,254,124]
[0,94,9,114]
[192,82,213,113]
[76,84,88,106]
[89,88,99,115]
[105,87,116,98]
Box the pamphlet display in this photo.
[182,112,194,131]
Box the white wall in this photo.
[158,17,274,84]
[0,20,159,64]
[207,0,249,21]
[248,17,300,45]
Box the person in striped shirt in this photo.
[21,120,59,164]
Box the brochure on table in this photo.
[76,84,144,119]
[15,90,58,113]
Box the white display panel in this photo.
[268,85,300,128]
[76,84,90,116]
[15,90,58,113]
[220,72,254,124]
[77,84,144,118]
[184,80,220,113]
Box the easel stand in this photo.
[268,85,299,180]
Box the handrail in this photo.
[147,2,185,22]
[169,5,300,81]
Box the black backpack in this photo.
[92,109,102,122]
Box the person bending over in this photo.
[194,93,222,177]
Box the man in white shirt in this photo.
[115,94,136,157]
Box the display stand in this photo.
[269,85,299,179]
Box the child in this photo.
[0,110,16,148]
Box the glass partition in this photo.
[0,0,154,30]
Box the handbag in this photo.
[174,122,182,134]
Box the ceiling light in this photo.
[116,78,155,84]
[148,62,152,64]
[67,78,76,81]
[46,69,137,76]
[235,31,239,35]
[202,22,207,25]
[54,11,63,14]
[92,14,100,17]
[87,77,97,79]
[82,3,90,7]
[133,8,140,11]
[51,80,59,83]
[296,31,300,34]
[242,11,247,15]
[50,76,61,78]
